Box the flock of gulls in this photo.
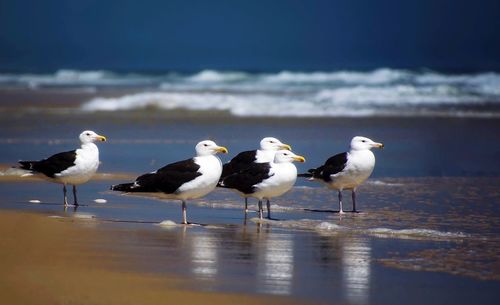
[17,130,383,224]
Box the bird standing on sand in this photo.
[220,150,305,219]
[18,130,107,207]
[219,137,292,214]
[111,140,228,224]
[299,136,383,214]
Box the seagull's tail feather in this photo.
[110,183,135,192]
[297,173,313,178]
[18,161,37,171]
[298,168,317,178]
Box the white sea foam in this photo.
[81,86,497,117]
[0,69,156,88]
[2,68,499,117]
[316,222,344,230]
[262,68,410,84]
[187,70,249,82]
[250,218,469,241]
[0,167,31,176]
[81,91,322,116]
[158,220,177,227]
[366,228,468,240]
[366,180,404,187]
[251,218,328,230]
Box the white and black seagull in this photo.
[218,137,291,213]
[18,130,107,207]
[299,136,384,214]
[220,150,305,219]
[111,140,228,224]
[299,136,383,214]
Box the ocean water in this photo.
[0,70,499,304]
[1,68,500,117]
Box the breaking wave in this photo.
[2,68,500,117]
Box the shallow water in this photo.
[0,175,498,304]
[0,110,499,304]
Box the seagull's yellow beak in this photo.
[97,135,107,142]
[280,143,292,151]
[216,146,228,154]
[293,155,306,163]
[373,142,384,149]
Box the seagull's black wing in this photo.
[220,150,257,180]
[156,158,201,173]
[19,150,77,178]
[112,158,201,194]
[305,152,348,182]
[220,162,272,194]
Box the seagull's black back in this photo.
[19,150,77,178]
[220,162,273,194]
[302,152,348,182]
[111,158,202,194]
[220,150,257,182]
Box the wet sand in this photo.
[0,210,304,305]
[0,174,499,305]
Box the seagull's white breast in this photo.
[56,143,100,185]
[253,163,297,199]
[177,155,222,200]
[328,150,375,190]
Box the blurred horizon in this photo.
[1,0,499,73]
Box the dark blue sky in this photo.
[0,0,499,72]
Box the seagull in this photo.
[111,140,228,224]
[220,150,305,219]
[299,136,383,214]
[18,130,107,206]
[219,137,291,213]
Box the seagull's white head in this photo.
[273,150,305,164]
[260,137,291,151]
[195,140,228,156]
[350,136,384,151]
[79,130,107,144]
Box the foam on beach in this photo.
[365,227,469,240]
[249,217,469,241]
[157,220,177,227]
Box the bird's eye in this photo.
[86,133,91,136]
[362,140,366,142]
[203,144,208,147]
